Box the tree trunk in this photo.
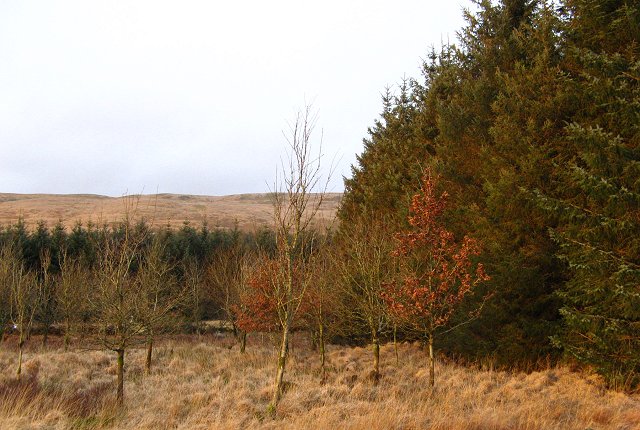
[289,332,294,355]
[319,322,325,372]
[116,349,125,406]
[42,325,49,348]
[0,326,5,344]
[145,337,153,375]
[16,337,24,378]
[310,329,318,351]
[240,331,247,354]
[428,333,435,388]
[393,323,399,366]
[372,331,380,379]
[270,323,290,409]
[64,320,70,352]
[231,320,238,339]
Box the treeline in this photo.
[340,0,639,388]
[0,216,277,335]
[0,218,276,272]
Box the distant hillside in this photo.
[0,192,341,231]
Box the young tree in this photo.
[183,259,206,336]
[57,250,90,351]
[0,255,10,345]
[268,105,329,410]
[88,208,148,406]
[304,242,341,375]
[2,245,39,378]
[336,216,395,379]
[384,171,489,387]
[235,256,281,336]
[136,237,184,374]
[208,243,255,352]
[36,250,56,347]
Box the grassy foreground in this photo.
[1,335,639,430]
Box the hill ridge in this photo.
[0,192,341,230]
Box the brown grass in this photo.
[0,192,341,231]
[0,334,639,430]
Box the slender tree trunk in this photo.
[42,325,49,348]
[64,320,70,352]
[116,349,125,406]
[231,320,238,339]
[271,322,290,409]
[145,337,153,375]
[194,314,201,338]
[372,330,380,379]
[393,324,399,366]
[428,333,435,388]
[0,326,5,344]
[239,331,247,354]
[289,331,294,355]
[319,322,325,372]
[310,329,318,351]
[16,336,24,378]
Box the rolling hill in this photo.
[0,192,341,231]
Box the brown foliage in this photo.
[384,170,490,336]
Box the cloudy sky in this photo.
[0,1,469,196]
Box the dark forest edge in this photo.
[339,0,639,390]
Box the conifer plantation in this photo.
[1,1,639,428]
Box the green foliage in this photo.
[340,0,568,366]
[0,218,279,328]
[339,79,435,229]
[338,0,640,385]
[537,0,640,386]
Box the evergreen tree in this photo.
[339,78,434,229]
[538,0,640,387]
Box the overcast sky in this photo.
[0,1,470,197]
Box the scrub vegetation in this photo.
[1,335,639,430]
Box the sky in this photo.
[0,0,470,197]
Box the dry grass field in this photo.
[0,193,341,231]
[1,334,639,430]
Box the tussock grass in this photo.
[1,335,638,429]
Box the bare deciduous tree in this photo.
[136,236,184,374]
[0,250,11,345]
[36,249,55,347]
[2,245,40,378]
[268,104,330,410]
[336,216,395,379]
[183,259,206,336]
[305,240,341,376]
[57,250,90,351]
[208,237,257,353]
[88,200,149,405]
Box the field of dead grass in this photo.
[0,334,639,430]
[0,193,341,231]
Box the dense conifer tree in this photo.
[538,0,640,387]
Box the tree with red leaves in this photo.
[234,255,313,349]
[384,169,490,387]
[234,258,281,335]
